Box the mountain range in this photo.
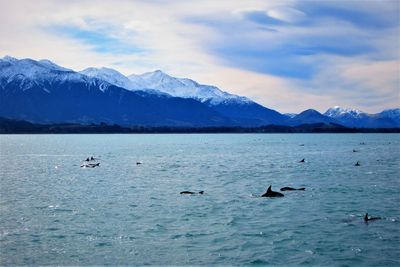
[0,56,398,128]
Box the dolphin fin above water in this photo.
[262,185,284,197]
[364,213,381,223]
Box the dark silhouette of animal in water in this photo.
[280,187,306,191]
[355,161,360,166]
[81,162,100,168]
[180,191,204,195]
[136,161,142,165]
[353,149,358,152]
[364,213,381,223]
[261,186,284,197]
[299,158,305,163]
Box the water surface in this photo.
[0,134,399,265]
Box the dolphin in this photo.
[180,191,204,195]
[355,161,360,166]
[261,185,284,197]
[280,187,306,191]
[364,213,381,223]
[299,158,305,163]
[81,162,100,168]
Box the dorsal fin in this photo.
[267,185,272,193]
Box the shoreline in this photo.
[1,118,399,134]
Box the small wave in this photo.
[249,259,268,265]
[51,235,66,239]
[53,208,74,213]
[96,242,112,247]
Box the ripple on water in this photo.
[0,134,399,266]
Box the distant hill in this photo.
[1,117,399,134]
[287,109,339,126]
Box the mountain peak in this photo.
[1,55,18,63]
[81,66,123,76]
[140,69,171,80]
[300,109,321,115]
[38,59,71,71]
[80,67,133,90]
[324,106,365,118]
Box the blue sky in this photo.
[0,0,399,113]
[47,25,145,55]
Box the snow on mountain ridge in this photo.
[0,56,110,92]
[80,67,134,90]
[38,59,72,72]
[324,106,366,118]
[128,70,251,105]
[0,56,252,105]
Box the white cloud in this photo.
[267,7,306,23]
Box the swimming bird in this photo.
[136,161,143,165]
[364,213,381,223]
[261,185,284,197]
[299,158,305,163]
[355,161,360,166]
[180,191,204,195]
[280,187,306,191]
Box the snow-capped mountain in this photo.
[78,66,287,126]
[0,56,232,126]
[324,106,366,119]
[0,56,106,91]
[79,67,134,91]
[128,70,251,105]
[324,106,399,128]
[127,70,289,126]
[0,56,73,79]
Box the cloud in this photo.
[267,7,306,23]
[296,0,399,29]
[184,8,379,79]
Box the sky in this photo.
[0,0,399,113]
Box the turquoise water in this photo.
[0,134,399,266]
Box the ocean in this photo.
[0,134,399,266]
